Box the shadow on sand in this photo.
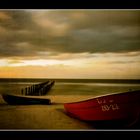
[57,108,140,130]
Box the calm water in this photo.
[0,78,140,96]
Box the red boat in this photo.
[64,90,140,126]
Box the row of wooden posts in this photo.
[21,80,55,96]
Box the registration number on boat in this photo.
[101,104,120,111]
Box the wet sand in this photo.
[0,95,95,130]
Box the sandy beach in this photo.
[0,94,96,130]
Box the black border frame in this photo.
[0,0,140,139]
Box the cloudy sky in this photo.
[0,10,140,79]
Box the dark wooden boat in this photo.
[64,90,140,125]
[2,94,51,105]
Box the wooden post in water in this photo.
[33,85,35,95]
[29,86,31,95]
[21,89,24,95]
[41,88,43,95]
[40,88,42,95]
[35,85,38,93]
[28,87,30,95]
[30,86,32,95]
[30,86,34,95]
[32,85,35,94]
[25,87,28,95]
[42,87,44,95]
[39,88,41,95]
[35,85,38,95]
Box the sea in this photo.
[0,78,140,96]
[0,78,140,129]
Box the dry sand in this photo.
[0,95,95,130]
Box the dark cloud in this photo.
[0,10,140,59]
[0,11,36,30]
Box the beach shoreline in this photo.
[1,94,140,130]
[0,95,95,130]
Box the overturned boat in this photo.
[2,94,51,105]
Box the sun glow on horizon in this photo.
[0,52,140,79]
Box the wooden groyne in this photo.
[39,81,55,95]
[21,80,55,96]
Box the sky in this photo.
[0,10,140,79]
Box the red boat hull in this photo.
[64,90,140,122]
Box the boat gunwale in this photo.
[2,93,49,100]
[64,89,140,105]
[2,94,51,105]
[64,99,140,110]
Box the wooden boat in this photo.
[2,94,51,105]
[64,90,140,125]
